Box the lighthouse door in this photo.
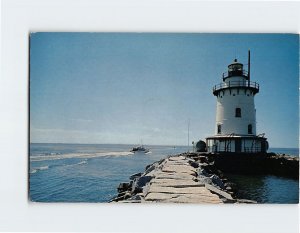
[235,139,242,152]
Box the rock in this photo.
[199,162,209,167]
[168,156,187,161]
[124,192,132,199]
[189,160,199,168]
[144,169,158,177]
[117,191,127,197]
[155,172,197,180]
[197,168,210,177]
[144,192,178,202]
[129,172,142,180]
[145,192,222,203]
[236,199,257,204]
[225,186,232,191]
[197,156,208,163]
[169,194,222,204]
[142,183,151,196]
[210,174,225,189]
[198,175,213,185]
[144,162,158,175]
[145,163,153,171]
[205,183,234,202]
[132,176,153,193]
[147,185,212,195]
[127,194,143,201]
[158,158,166,165]
[150,179,205,188]
[110,191,132,202]
[117,182,131,193]
[162,165,197,175]
[221,178,228,183]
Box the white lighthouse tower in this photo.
[206,51,268,153]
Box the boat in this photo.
[130,145,150,153]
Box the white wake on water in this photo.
[77,160,88,165]
[30,165,49,174]
[64,160,88,168]
[30,151,134,162]
[30,160,89,173]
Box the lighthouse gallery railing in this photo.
[213,81,259,93]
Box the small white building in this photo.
[206,51,268,153]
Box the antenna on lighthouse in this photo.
[248,50,251,80]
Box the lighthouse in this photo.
[206,51,268,153]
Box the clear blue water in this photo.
[227,147,299,204]
[29,144,299,203]
[29,143,187,202]
[226,174,299,204]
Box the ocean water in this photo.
[29,143,187,202]
[227,147,299,204]
[226,174,299,204]
[29,144,299,203]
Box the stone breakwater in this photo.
[111,152,299,203]
[110,154,252,203]
[202,152,299,179]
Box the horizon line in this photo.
[29,142,188,147]
[29,142,299,149]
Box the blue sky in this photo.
[30,33,299,148]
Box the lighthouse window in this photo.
[235,108,241,117]
[217,124,221,134]
[248,124,253,134]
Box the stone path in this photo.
[142,155,223,203]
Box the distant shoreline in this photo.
[29,142,189,147]
[29,142,299,150]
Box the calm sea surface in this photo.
[29,144,299,203]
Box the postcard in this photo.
[29,33,299,204]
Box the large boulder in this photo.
[129,172,142,180]
[198,175,213,185]
[188,160,199,168]
[132,176,153,193]
[117,182,131,193]
[210,174,225,189]
[198,168,210,177]
[144,162,159,175]
[197,173,225,190]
